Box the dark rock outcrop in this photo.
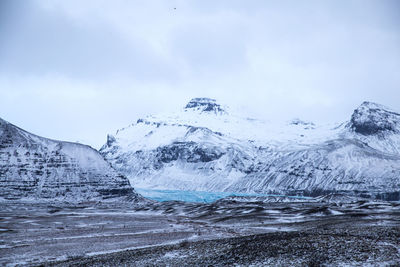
[156,141,225,164]
[349,101,400,136]
[185,98,226,114]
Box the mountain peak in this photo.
[358,101,391,110]
[184,98,227,114]
[349,101,400,136]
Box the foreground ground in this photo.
[1,197,399,266]
[49,225,400,266]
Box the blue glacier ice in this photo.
[135,188,231,203]
[135,188,311,203]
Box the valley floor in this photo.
[0,199,399,266]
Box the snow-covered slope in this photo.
[100,99,400,200]
[0,117,142,202]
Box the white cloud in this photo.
[0,0,399,147]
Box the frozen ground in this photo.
[0,198,399,266]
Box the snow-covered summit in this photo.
[0,117,142,202]
[349,101,400,136]
[107,97,338,152]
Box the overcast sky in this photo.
[0,0,399,148]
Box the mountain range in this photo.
[100,98,400,201]
[1,98,399,202]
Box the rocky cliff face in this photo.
[0,118,142,202]
[100,99,400,200]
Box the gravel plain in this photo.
[1,198,399,266]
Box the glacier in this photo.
[100,98,400,201]
[135,188,313,203]
[135,188,233,203]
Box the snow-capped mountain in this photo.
[100,98,400,200]
[0,117,142,202]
